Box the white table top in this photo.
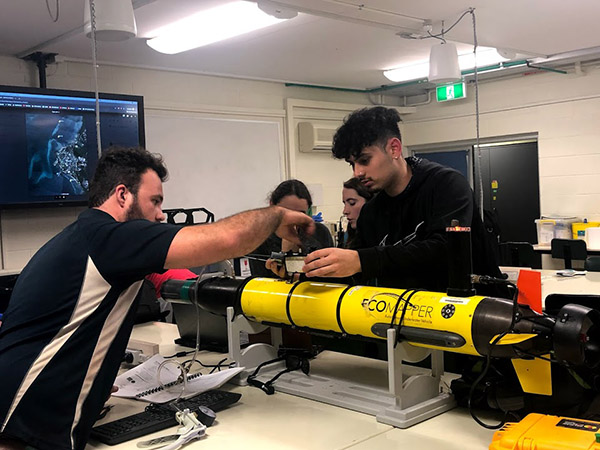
[541,269,600,297]
[86,322,496,450]
[509,268,600,303]
[500,267,600,300]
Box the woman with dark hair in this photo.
[268,179,313,213]
[341,177,373,247]
[249,179,334,276]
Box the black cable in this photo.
[163,350,196,359]
[46,0,59,22]
[247,357,284,380]
[386,289,423,348]
[183,357,232,372]
[389,289,412,331]
[422,9,473,40]
[245,253,271,261]
[467,333,511,429]
[513,347,556,364]
[467,276,519,429]
[427,30,446,43]
[246,350,314,395]
[519,314,553,325]
[472,274,517,291]
[394,290,421,347]
[209,357,230,374]
[387,289,412,345]
[246,356,286,394]
[263,366,297,387]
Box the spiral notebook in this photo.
[133,372,204,399]
[113,354,244,403]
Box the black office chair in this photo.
[585,256,600,272]
[498,242,541,269]
[0,274,19,315]
[551,238,587,269]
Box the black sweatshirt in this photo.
[354,157,501,293]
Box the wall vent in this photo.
[298,121,338,152]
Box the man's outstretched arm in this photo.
[165,206,315,269]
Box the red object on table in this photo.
[516,269,542,313]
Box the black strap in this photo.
[335,285,353,335]
[285,281,303,327]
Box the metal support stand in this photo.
[376,328,455,428]
[226,307,283,385]
[22,52,57,88]
[226,308,455,427]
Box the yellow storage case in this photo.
[490,413,600,450]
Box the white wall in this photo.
[0,55,373,269]
[402,65,600,221]
[4,54,600,270]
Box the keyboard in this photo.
[90,389,241,445]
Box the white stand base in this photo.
[226,307,456,428]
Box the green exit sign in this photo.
[436,82,466,102]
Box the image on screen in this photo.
[0,86,145,208]
[26,113,89,197]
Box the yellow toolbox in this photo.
[490,413,600,450]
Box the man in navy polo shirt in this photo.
[0,146,314,450]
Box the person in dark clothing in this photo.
[0,147,314,450]
[250,179,334,277]
[302,106,502,293]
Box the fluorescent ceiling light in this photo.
[147,1,289,55]
[383,47,512,83]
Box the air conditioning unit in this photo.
[298,121,338,153]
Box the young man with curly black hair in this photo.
[301,106,501,292]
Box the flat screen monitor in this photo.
[0,85,145,208]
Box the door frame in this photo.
[406,132,538,192]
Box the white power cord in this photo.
[87,0,103,158]
[469,8,484,221]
